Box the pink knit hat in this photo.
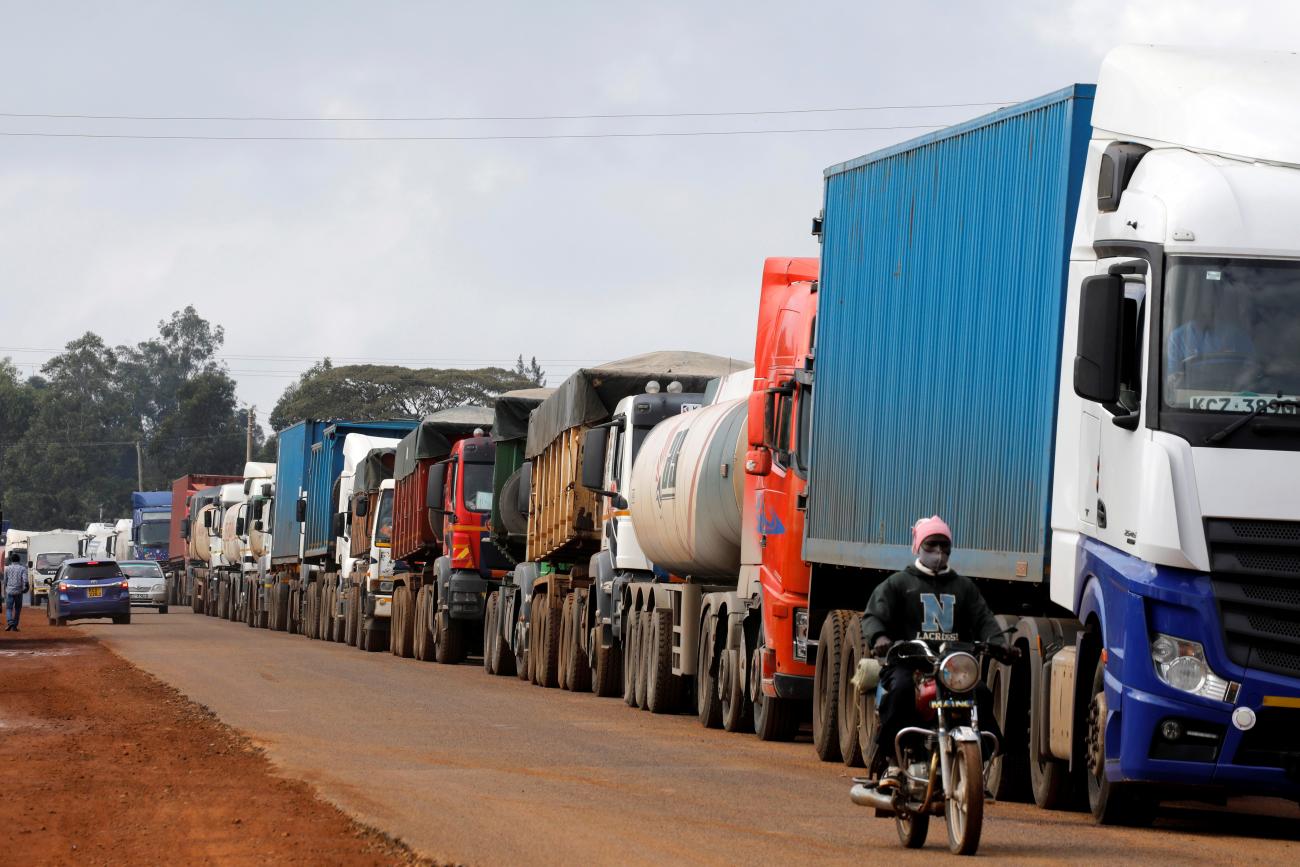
[911,515,953,554]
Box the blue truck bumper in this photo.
[1081,537,1300,799]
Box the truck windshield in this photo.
[374,490,393,547]
[1163,256,1300,413]
[138,520,170,546]
[462,463,494,512]
[35,552,71,572]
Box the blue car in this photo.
[46,559,132,625]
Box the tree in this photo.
[269,362,534,432]
[513,354,546,386]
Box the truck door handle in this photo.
[1096,499,1107,529]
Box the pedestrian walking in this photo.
[4,551,30,631]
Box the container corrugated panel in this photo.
[168,474,240,568]
[302,420,418,562]
[271,421,325,566]
[804,85,1094,582]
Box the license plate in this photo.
[87,587,103,598]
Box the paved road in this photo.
[83,610,1300,865]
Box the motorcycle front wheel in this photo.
[945,739,985,855]
[895,810,929,849]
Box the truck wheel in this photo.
[537,595,561,688]
[434,607,465,664]
[1029,658,1071,809]
[361,620,385,652]
[838,615,866,767]
[343,587,357,646]
[566,595,592,693]
[483,592,499,674]
[813,610,848,761]
[646,608,681,713]
[495,596,517,678]
[1086,663,1156,826]
[514,614,529,682]
[985,642,1029,802]
[557,594,573,690]
[392,585,414,658]
[303,583,317,639]
[592,624,620,697]
[635,609,652,710]
[719,644,752,733]
[752,644,800,741]
[416,587,437,662]
[623,609,640,707]
[287,586,301,635]
[696,615,722,728]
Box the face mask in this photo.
[918,537,951,573]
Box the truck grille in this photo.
[1207,518,1300,679]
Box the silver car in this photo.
[120,560,168,613]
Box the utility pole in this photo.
[246,406,256,464]
[135,440,144,491]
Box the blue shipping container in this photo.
[271,420,328,567]
[302,420,418,563]
[804,85,1094,582]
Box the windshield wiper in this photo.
[1204,398,1300,445]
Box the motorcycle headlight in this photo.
[1149,633,1236,701]
[939,651,980,693]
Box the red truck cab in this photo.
[744,257,820,730]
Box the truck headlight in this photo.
[939,651,980,693]
[793,608,809,662]
[1150,633,1235,701]
[378,580,394,594]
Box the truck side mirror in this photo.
[181,518,190,536]
[202,511,213,529]
[580,428,608,492]
[1074,274,1125,406]
[745,447,772,477]
[746,390,766,447]
[296,498,306,523]
[331,512,345,538]
[426,464,447,513]
[355,494,369,518]
[235,517,245,536]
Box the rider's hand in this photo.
[991,644,1021,663]
[872,635,892,658]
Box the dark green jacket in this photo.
[863,564,1001,647]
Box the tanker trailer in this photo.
[617,371,754,718]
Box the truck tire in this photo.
[635,609,651,710]
[557,594,572,690]
[751,644,800,741]
[434,607,465,664]
[514,608,529,682]
[565,594,592,693]
[483,592,499,674]
[1086,663,1156,825]
[985,640,1029,802]
[696,615,722,728]
[494,595,517,677]
[392,585,414,658]
[720,643,752,733]
[813,610,848,761]
[838,616,867,767]
[343,587,357,646]
[592,623,620,697]
[646,608,681,713]
[287,586,301,635]
[361,619,385,652]
[536,594,561,688]
[416,587,437,662]
[1029,669,1071,810]
[623,608,640,707]
[303,583,317,639]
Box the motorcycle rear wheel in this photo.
[946,739,985,855]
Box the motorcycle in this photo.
[848,636,1014,856]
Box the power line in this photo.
[0,431,247,448]
[0,101,1015,123]
[0,123,948,142]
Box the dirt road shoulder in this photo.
[0,608,419,865]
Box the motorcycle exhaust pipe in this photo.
[849,784,895,812]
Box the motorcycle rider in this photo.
[862,515,1012,788]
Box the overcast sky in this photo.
[2,1,1296,430]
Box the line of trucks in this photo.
[13,46,1300,824]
